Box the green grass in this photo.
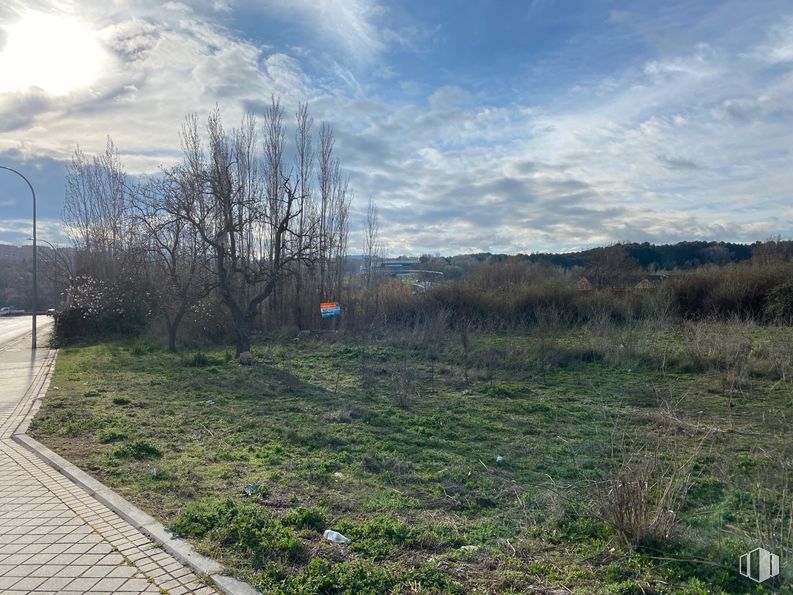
[30,322,793,593]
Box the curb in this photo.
[12,344,262,595]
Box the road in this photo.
[0,316,53,436]
[0,315,51,349]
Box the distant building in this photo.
[381,259,421,276]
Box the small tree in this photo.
[133,175,210,351]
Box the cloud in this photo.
[753,15,793,63]
[644,43,720,79]
[657,154,702,170]
[0,2,319,168]
[255,0,386,59]
[1,1,793,253]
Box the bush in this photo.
[765,280,793,323]
[54,275,153,343]
[182,351,218,367]
[97,428,127,443]
[668,263,793,320]
[53,306,95,343]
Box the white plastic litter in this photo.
[496,455,504,463]
[323,530,351,544]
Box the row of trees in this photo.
[52,97,793,350]
[60,99,354,353]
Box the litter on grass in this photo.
[323,530,351,544]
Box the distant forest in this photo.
[411,240,785,277]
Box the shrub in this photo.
[765,280,793,323]
[54,275,153,343]
[130,340,159,355]
[53,306,96,343]
[668,263,792,320]
[182,351,220,367]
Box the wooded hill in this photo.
[415,240,789,273]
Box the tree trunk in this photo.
[167,324,178,352]
[234,311,252,355]
[166,309,186,352]
[236,328,251,355]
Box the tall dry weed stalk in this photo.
[460,319,471,385]
[601,430,711,547]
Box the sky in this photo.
[0,0,792,255]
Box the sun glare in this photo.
[0,12,106,95]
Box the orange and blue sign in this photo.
[320,302,341,318]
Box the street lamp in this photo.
[0,165,37,350]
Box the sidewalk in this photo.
[0,327,220,594]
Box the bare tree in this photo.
[363,195,381,291]
[62,136,154,335]
[292,102,315,328]
[63,137,132,279]
[361,195,383,321]
[318,123,333,300]
[132,174,210,351]
[332,172,350,302]
[317,123,350,304]
[175,108,314,354]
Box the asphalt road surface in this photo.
[0,315,51,348]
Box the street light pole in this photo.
[0,165,37,350]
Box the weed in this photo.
[130,340,159,356]
[280,507,326,531]
[182,351,218,367]
[172,500,305,564]
[113,440,162,460]
[98,428,127,443]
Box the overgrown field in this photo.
[31,320,793,593]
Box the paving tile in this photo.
[35,575,76,591]
[0,575,22,589]
[9,574,48,590]
[92,576,129,591]
[119,577,157,591]
[64,575,102,591]
[107,564,138,578]
[80,564,115,578]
